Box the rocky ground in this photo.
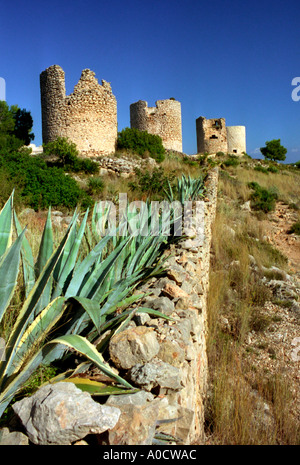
[242,201,300,431]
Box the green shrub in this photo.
[254,166,269,174]
[182,156,198,166]
[129,167,176,199]
[117,127,165,163]
[43,137,79,164]
[267,165,279,174]
[0,150,93,211]
[216,151,226,157]
[223,155,239,167]
[247,182,278,213]
[87,176,105,195]
[43,137,98,174]
[288,221,300,235]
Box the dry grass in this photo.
[206,165,299,444]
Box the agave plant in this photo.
[0,191,177,417]
[164,174,205,203]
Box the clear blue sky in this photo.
[1,0,300,163]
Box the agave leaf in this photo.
[14,212,35,297]
[52,209,88,299]
[52,209,78,288]
[45,334,134,389]
[4,296,66,379]
[0,223,76,383]
[55,377,139,396]
[68,296,101,334]
[65,234,112,298]
[35,208,53,278]
[34,208,54,314]
[0,191,14,259]
[0,228,26,325]
[80,237,131,300]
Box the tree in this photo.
[12,107,34,145]
[260,139,287,162]
[0,101,34,151]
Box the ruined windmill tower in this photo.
[196,117,227,154]
[196,116,246,155]
[40,65,117,156]
[130,99,183,152]
[226,126,246,155]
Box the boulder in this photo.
[106,402,160,445]
[12,382,120,445]
[129,359,183,391]
[109,326,160,370]
[146,296,175,316]
[0,427,29,445]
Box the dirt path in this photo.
[264,202,300,275]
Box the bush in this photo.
[267,165,279,174]
[128,167,176,199]
[117,127,165,163]
[87,176,105,195]
[223,155,239,167]
[254,166,269,174]
[43,137,98,174]
[0,150,93,211]
[288,221,300,235]
[248,182,278,213]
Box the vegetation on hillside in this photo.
[206,163,300,445]
[117,127,165,163]
[260,139,287,162]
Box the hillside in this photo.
[205,156,300,444]
[0,147,299,445]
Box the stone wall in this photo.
[130,99,183,152]
[40,65,117,156]
[105,167,219,444]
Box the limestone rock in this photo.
[106,402,160,445]
[12,382,120,445]
[129,359,183,391]
[106,391,154,407]
[162,282,189,300]
[0,427,29,445]
[109,326,160,370]
[157,339,185,367]
[146,296,175,316]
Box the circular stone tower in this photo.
[226,126,246,155]
[130,99,182,152]
[40,65,117,155]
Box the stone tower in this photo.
[196,117,227,154]
[40,65,117,156]
[130,99,182,152]
[227,126,246,155]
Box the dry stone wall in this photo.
[130,99,183,152]
[40,65,117,156]
[105,167,219,445]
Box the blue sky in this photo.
[1,0,300,163]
